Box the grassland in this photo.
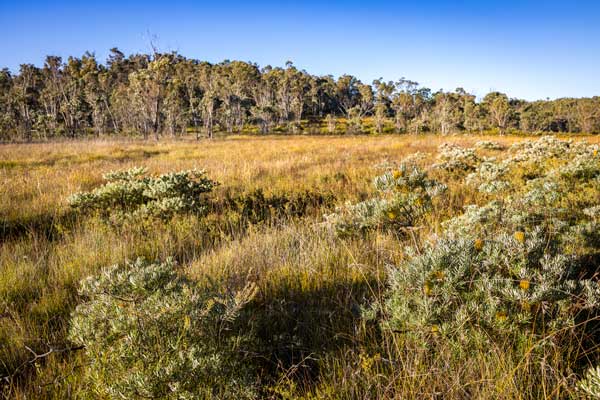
[2,134,600,399]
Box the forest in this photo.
[1,48,600,141]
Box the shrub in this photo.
[69,258,258,399]
[379,229,600,346]
[465,159,511,193]
[68,167,219,222]
[373,136,600,367]
[474,140,505,151]
[433,143,481,173]
[578,365,600,398]
[324,163,446,236]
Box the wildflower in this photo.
[433,271,445,280]
[519,279,530,291]
[594,150,598,157]
[387,211,397,220]
[393,170,403,179]
[514,231,525,243]
[183,315,191,330]
[495,311,508,322]
[423,282,432,296]
[430,324,439,334]
[360,351,380,372]
[474,239,484,251]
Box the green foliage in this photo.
[433,143,482,173]
[68,167,218,222]
[474,140,505,151]
[324,163,446,236]
[578,365,600,398]
[373,136,600,372]
[3,50,600,141]
[68,258,258,399]
[380,230,600,344]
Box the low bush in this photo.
[68,167,219,222]
[69,258,258,399]
[324,163,446,236]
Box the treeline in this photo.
[1,48,599,141]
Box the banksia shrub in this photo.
[372,136,600,379]
[578,365,600,398]
[433,143,481,173]
[68,167,218,222]
[324,163,445,236]
[379,228,600,347]
[474,140,505,151]
[69,258,258,399]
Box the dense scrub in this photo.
[2,135,600,399]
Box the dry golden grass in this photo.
[2,133,599,399]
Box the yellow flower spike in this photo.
[474,239,484,251]
[423,282,432,296]
[514,231,525,243]
[594,149,598,157]
[495,311,508,322]
[183,315,191,330]
[519,279,530,291]
[430,324,439,334]
[387,211,397,220]
[393,170,403,179]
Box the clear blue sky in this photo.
[1,0,599,100]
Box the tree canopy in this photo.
[1,49,599,141]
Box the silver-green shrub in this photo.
[380,229,600,345]
[433,143,482,173]
[375,136,600,356]
[578,365,600,398]
[68,167,218,222]
[324,163,446,236]
[69,258,258,399]
[474,140,505,151]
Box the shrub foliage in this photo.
[68,167,219,221]
[69,258,258,399]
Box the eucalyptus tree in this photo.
[432,91,462,135]
[575,97,599,133]
[217,60,260,133]
[81,53,110,136]
[12,64,42,140]
[127,56,172,140]
[0,68,15,140]
[391,78,419,133]
[198,62,219,138]
[372,78,394,133]
[482,92,513,134]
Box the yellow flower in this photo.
[474,239,484,251]
[514,231,525,243]
[387,211,397,220]
[414,197,423,207]
[424,282,432,296]
[393,170,403,179]
[430,324,439,334]
[433,271,445,280]
[594,149,598,157]
[183,315,191,330]
[519,279,530,291]
[495,311,508,322]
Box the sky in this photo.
[1,0,599,101]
